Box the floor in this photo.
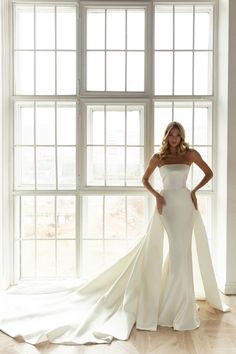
[0,296,236,354]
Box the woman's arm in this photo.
[189,149,213,209]
[142,154,166,214]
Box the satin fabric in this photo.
[0,164,229,345]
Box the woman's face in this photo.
[168,127,181,148]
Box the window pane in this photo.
[21,241,35,277]
[15,102,34,145]
[154,102,172,145]
[194,52,212,95]
[106,147,125,186]
[174,52,192,95]
[57,147,76,189]
[105,196,125,238]
[87,9,105,50]
[36,51,55,95]
[127,9,145,50]
[36,147,56,189]
[82,240,104,275]
[87,51,105,91]
[15,6,34,49]
[87,146,105,186]
[21,196,35,239]
[36,196,55,239]
[155,52,173,95]
[155,6,173,50]
[173,102,193,144]
[57,240,76,276]
[106,106,125,145]
[57,196,76,239]
[57,7,76,50]
[106,52,125,91]
[36,103,55,145]
[57,51,76,95]
[126,147,144,186]
[83,196,103,239]
[193,147,212,190]
[127,196,147,239]
[195,6,213,50]
[127,52,144,91]
[37,240,55,276]
[106,10,125,50]
[15,51,34,95]
[15,147,35,189]
[194,102,212,145]
[57,103,76,145]
[175,6,193,50]
[36,6,55,50]
[87,106,104,145]
[127,106,144,145]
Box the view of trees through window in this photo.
[13,2,214,280]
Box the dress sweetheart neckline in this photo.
[159,163,190,169]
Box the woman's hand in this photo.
[156,194,166,214]
[191,190,198,210]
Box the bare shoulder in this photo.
[187,148,202,163]
[151,153,161,165]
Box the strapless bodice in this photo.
[159,164,190,190]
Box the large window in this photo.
[12,1,215,282]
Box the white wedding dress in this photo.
[0,164,229,345]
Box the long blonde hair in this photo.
[159,121,189,159]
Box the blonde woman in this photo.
[0,122,229,346]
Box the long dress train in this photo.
[0,164,229,345]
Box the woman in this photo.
[0,122,229,345]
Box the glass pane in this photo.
[21,196,35,239]
[104,240,127,266]
[194,102,212,145]
[155,52,173,95]
[106,106,125,145]
[87,9,105,50]
[87,106,104,145]
[36,6,55,50]
[106,9,125,50]
[15,147,35,189]
[57,147,76,189]
[127,196,147,239]
[57,102,76,145]
[173,102,193,144]
[194,51,212,95]
[127,9,145,50]
[195,6,213,50]
[175,6,193,50]
[15,6,34,49]
[106,51,125,91]
[127,106,144,145]
[36,102,55,145]
[106,147,125,186]
[192,147,212,190]
[155,6,173,50]
[15,102,34,145]
[105,196,125,239]
[36,147,56,189]
[126,147,144,186]
[87,51,105,91]
[36,196,55,239]
[21,241,35,277]
[36,51,55,95]
[15,51,34,95]
[82,240,104,276]
[127,52,144,92]
[174,52,192,95]
[57,240,76,276]
[57,7,76,50]
[87,146,105,186]
[154,102,172,145]
[57,196,75,239]
[83,196,103,239]
[37,240,55,276]
[57,51,76,95]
